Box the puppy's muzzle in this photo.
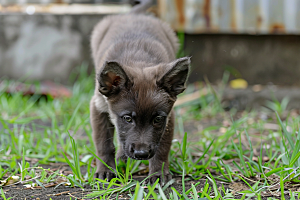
[129,143,154,160]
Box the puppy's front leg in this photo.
[149,111,175,184]
[90,97,115,181]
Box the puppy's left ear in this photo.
[158,57,191,97]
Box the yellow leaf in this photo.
[229,79,248,89]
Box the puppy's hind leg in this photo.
[90,96,116,181]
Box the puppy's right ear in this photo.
[98,61,130,97]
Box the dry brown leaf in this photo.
[252,84,263,92]
[63,171,73,175]
[263,123,280,130]
[219,127,227,133]
[252,157,258,162]
[229,182,249,193]
[56,176,68,184]
[0,176,20,186]
[222,120,231,127]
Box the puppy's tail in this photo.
[130,0,154,14]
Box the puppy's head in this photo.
[97,57,190,160]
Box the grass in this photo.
[0,63,300,199]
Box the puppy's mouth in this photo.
[126,153,155,160]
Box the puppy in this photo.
[90,0,190,183]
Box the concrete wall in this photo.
[0,14,104,83]
[1,14,300,86]
[185,34,300,86]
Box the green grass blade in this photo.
[158,184,168,200]
[194,139,215,165]
[145,179,159,199]
[65,102,82,131]
[276,112,294,149]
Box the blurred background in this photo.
[1,0,300,109]
[2,2,300,198]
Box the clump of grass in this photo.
[1,188,12,200]
[265,97,290,117]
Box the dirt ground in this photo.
[1,114,296,200]
[3,175,292,200]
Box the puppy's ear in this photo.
[158,57,190,97]
[98,61,130,97]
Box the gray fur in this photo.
[90,4,190,184]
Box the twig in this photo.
[174,89,207,107]
[50,191,70,196]
[68,192,84,200]
[3,175,41,187]
[238,174,262,185]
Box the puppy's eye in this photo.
[153,116,163,124]
[123,115,133,123]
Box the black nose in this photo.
[134,150,149,159]
[130,143,151,159]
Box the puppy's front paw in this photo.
[149,172,172,185]
[94,169,115,181]
[116,149,127,164]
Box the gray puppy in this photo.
[90,0,190,183]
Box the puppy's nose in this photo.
[130,143,150,159]
[134,149,149,159]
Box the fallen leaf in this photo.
[0,175,20,186]
[0,80,72,98]
[252,157,258,162]
[0,179,7,187]
[56,176,68,184]
[24,183,37,188]
[219,127,227,133]
[247,118,255,124]
[63,171,73,175]
[252,84,263,92]
[263,123,280,130]
[222,120,231,127]
[229,79,248,89]
[229,182,249,193]
[263,156,269,162]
